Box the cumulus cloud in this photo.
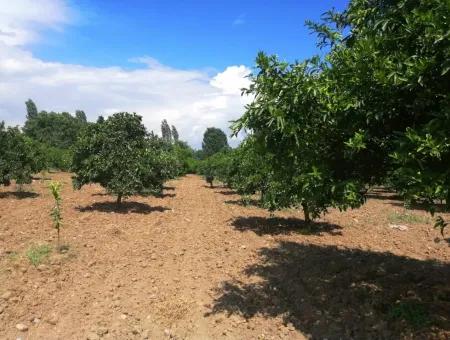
[0,0,253,148]
[0,0,71,46]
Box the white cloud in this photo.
[0,0,71,46]
[0,0,253,148]
[0,46,252,148]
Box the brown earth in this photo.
[0,173,449,339]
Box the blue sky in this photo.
[0,0,348,147]
[33,0,348,70]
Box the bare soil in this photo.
[0,173,449,339]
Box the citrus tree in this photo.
[72,112,173,206]
[232,0,449,227]
[0,122,36,187]
[315,0,450,230]
[232,53,365,222]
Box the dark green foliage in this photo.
[232,53,366,221]
[225,138,272,202]
[172,141,198,174]
[202,127,229,157]
[72,112,175,205]
[171,125,179,142]
[230,0,449,226]
[0,122,35,186]
[23,111,87,149]
[198,150,233,187]
[161,119,172,143]
[25,99,38,119]
[75,110,87,123]
[323,0,450,228]
[97,115,105,124]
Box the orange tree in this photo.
[72,112,178,206]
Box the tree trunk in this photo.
[302,203,311,224]
[57,228,60,251]
[446,191,450,210]
[116,193,122,207]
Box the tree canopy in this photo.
[202,127,229,158]
[25,99,38,120]
[229,0,449,224]
[23,111,87,149]
[72,112,176,205]
[0,122,36,186]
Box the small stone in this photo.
[164,328,171,336]
[119,314,127,320]
[88,261,96,267]
[37,264,47,271]
[46,313,58,325]
[96,326,109,336]
[0,306,4,314]
[388,224,408,231]
[16,323,28,332]
[151,255,157,260]
[83,273,91,278]
[86,332,100,340]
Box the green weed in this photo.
[388,211,429,224]
[26,244,52,267]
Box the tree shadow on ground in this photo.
[207,241,450,338]
[366,190,449,213]
[76,201,170,214]
[163,186,175,191]
[224,199,260,208]
[215,189,238,196]
[230,216,343,236]
[365,192,402,201]
[154,193,176,198]
[91,192,109,197]
[0,191,39,199]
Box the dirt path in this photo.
[0,174,449,339]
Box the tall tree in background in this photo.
[75,110,87,123]
[97,115,105,124]
[25,99,38,120]
[202,127,229,157]
[23,111,86,149]
[161,119,172,143]
[171,125,179,142]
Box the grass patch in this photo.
[388,301,430,328]
[388,211,430,224]
[26,244,52,267]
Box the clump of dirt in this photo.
[0,173,449,339]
